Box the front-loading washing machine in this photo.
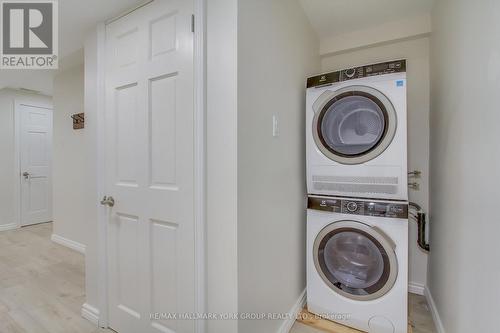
[307,195,408,333]
[306,60,408,200]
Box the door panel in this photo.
[28,179,49,212]
[19,104,53,226]
[150,13,177,58]
[115,83,140,186]
[116,214,141,313]
[105,1,194,332]
[149,73,177,188]
[150,219,179,332]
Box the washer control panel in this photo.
[307,59,406,88]
[342,200,365,215]
[308,196,408,219]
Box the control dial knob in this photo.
[344,68,356,78]
[346,201,358,212]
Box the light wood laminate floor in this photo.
[290,293,437,333]
[0,223,110,333]
[0,223,436,333]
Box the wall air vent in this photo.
[312,175,399,195]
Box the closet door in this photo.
[105,1,195,332]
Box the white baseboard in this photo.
[424,286,445,333]
[409,282,425,295]
[277,289,306,333]
[0,223,19,232]
[51,234,86,254]
[81,303,100,326]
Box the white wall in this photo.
[0,69,55,96]
[321,37,430,292]
[82,26,103,319]
[237,0,320,332]
[206,0,239,332]
[428,1,500,332]
[0,90,15,228]
[319,14,431,56]
[52,64,86,247]
[0,89,52,230]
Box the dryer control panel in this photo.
[306,59,406,88]
[308,196,408,219]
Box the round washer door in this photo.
[312,86,397,165]
[313,220,398,301]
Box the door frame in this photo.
[95,1,207,332]
[13,100,54,229]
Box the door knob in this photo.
[22,172,30,179]
[100,196,115,207]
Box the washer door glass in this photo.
[325,231,384,289]
[313,86,397,165]
[313,221,398,301]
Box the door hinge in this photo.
[191,14,195,33]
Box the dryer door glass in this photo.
[313,221,398,301]
[312,86,397,165]
[321,95,385,156]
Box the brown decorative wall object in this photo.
[71,113,85,129]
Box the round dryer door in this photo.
[313,221,398,301]
[312,86,397,165]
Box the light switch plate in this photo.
[272,115,279,137]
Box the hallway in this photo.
[0,223,108,333]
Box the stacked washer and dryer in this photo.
[305,60,409,333]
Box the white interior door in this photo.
[19,104,53,226]
[105,1,195,332]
